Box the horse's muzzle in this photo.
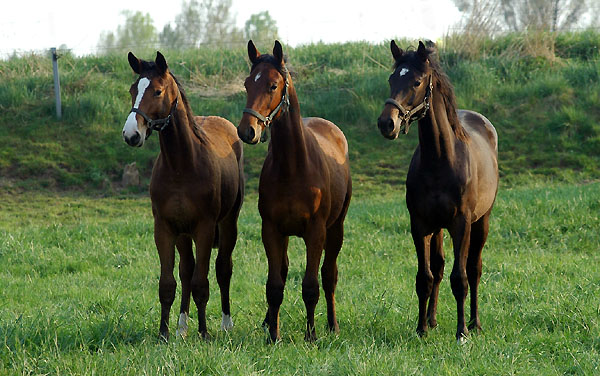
[124,131,143,147]
[377,116,399,140]
[237,124,259,144]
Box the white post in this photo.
[51,47,62,120]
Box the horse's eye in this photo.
[414,81,422,87]
[154,90,162,96]
[270,84,277,91]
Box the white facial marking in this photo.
[399,68,409,76]
[123,77,151,141]
[254,72,262,82]
[176,312,189,338]
[134,77,150,108]
[221,312,234,331]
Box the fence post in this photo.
[51,47,62,120]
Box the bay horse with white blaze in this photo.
[377,41,499,341]
[122,51,244,341]
[238,41,352,342]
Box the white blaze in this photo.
[399,68,409,76]
[254,72,262,82]
[123,77,150,140]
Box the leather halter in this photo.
[385,74,433,134]
[242,69,290,128]
[130,97,179,138]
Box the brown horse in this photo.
[238,41,352,342]
[122,51,244,341]
[377,41,499,342]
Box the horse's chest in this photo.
[408,187,458,226]
[260,187,324,236]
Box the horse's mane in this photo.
[395,45,467,141]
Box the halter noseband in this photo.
[242,69,290,128]
[384,74,433,134]
[130,97,179,138]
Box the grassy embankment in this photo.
[0,31,599,193]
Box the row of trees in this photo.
[452,0,598,35]
[98,0,278,53]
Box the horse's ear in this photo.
[273,40,284,66]
[128,52,142,74]
[248,40,260,64]
[155,51,168,76]
[417,41,429,62]
[390,40,403,62]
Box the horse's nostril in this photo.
[128,132,141,146]
[247,127,255,142]
[378,117,394,135]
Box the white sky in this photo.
[0,0,462,56]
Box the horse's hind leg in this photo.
[215,215,238,331]
[302,222,326,342]
[191,222,216,340]
[176,236,194,338]
[154,221,177,341]
[262,220,289,343]
[467,211,490,333]
[427,229,445,329]
[321,218,345,334]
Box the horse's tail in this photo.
[212,225,219,249]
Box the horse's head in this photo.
[378,40,434,140]
[238,40,289,144]
[122,51,179,147]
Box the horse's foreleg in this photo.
[322,219,344,334]
[176,236,194,338]
[302,222,326,342]
[191,223,216,340]
[427,229,445,329]
[449,215,472,342]
[411,219,433,337]
[215,216,237,332]
[467,211,490,333]
[154,221,177,342]
[262,221,289,343]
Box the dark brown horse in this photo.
[122,51,244,341]
[377,41,499,342]
[238,41,352,342]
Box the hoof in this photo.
[416,328,427,337]
[304,331,317,343]
[428,319,438,329]
[221,313,234,331]
[467,320,482,334]
[199,330,212,341]
[159,331,169,343]
[176,312,189,339]
[457,333,469,345]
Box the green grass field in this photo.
[1,182,599,374]
[1,32,599,374]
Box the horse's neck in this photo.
[269,84,309,175]
[158,100,202,171]
[417,92,461,165]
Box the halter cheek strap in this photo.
[130,97,179,138]
[242,72,290,128]
[385,75,433,134]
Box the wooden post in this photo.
[51,47,62,120]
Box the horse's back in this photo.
[303,117,349,166]
[194,116,243,161]
[458,110,498,154]
[458,110,499,220]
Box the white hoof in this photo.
[221,313,234,331]
[457,334,469,345]
[176,312,189,339]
